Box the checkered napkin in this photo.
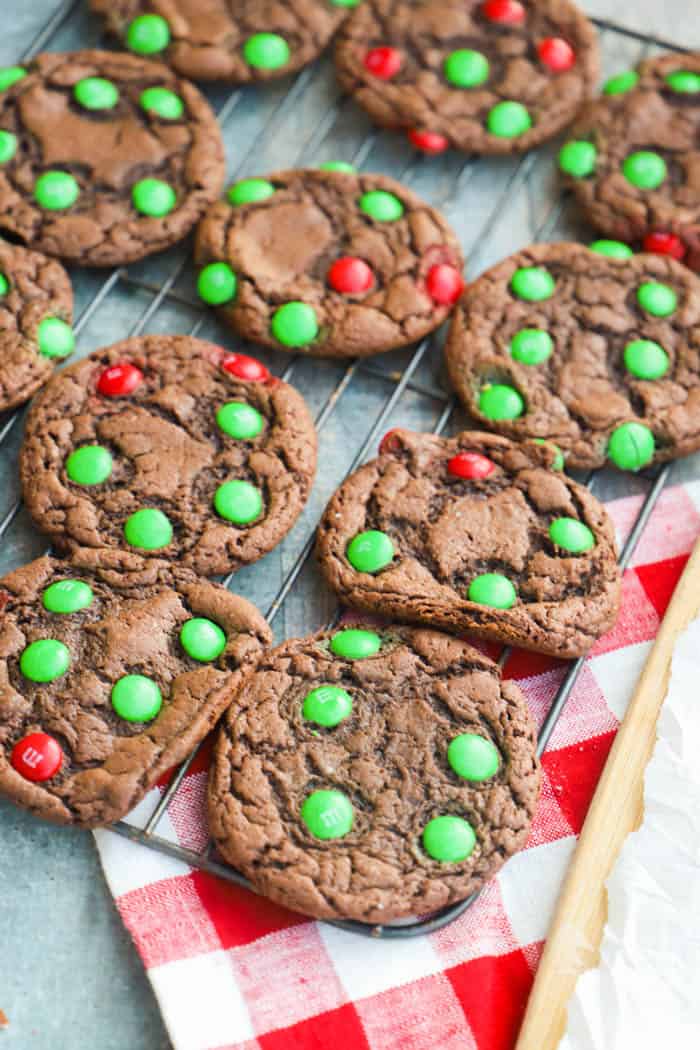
[93,481,700,1050]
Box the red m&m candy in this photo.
[328,257,374,294]
[538,38,575,72]
[379,429,403,454]
[426,264,464,305]
[408,129,449,154]
[222,353,270,381]
[97,362,143,397]
[448,452,496,479]
[482,0,526,24]
[643,231,686,261]
[11,732,63,782]
[364,46,402,80]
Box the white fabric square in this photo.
[319,920,442,1001]
[499,836,577,947]
[589,641,653,721]
[94,812,191,899]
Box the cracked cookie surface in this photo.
[445,242,700,471]
[560,53,700,268]
[0,240,73,412]
[20,336,317,577]
[194,167,464,358]
[316,429,621,658]
[0,550,271,828]
[90,0,351,84]
[208,623,540,922]
[0,50,224,266]
[334,0,599,155]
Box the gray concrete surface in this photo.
[0,3,695,1050]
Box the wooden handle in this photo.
[516,537,700,1050]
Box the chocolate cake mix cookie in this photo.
[90,0,354,84]
[0,50,224,266]
[316,429,621,658]
[559,53,700,269]
[20,336,317,577]
[0,549,271,827]
[0,240,73,413]
[195,167,464,357]
[334,0,599,155]
[209,623,540,922]
[445,242,700,471]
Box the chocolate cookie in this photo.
[20,336,317,577]
[445,242,700,471]
[0,549,271,827]
[334,0,599,155]
[0,50,224,266]
[0,240,73,413]
[559,53,700,269]
[90,0,353,84]
[195,168,464,358]
[316,429,621,658]
[209,623,540,922]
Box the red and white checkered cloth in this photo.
[93,480,700,1050]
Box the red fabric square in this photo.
[636,554,689,618]
[502,648,562,682]
[118,874,220,967]
[524,766,577,846]
[589,569,659,656]
[447,949,533,1050]
[258,1004,370,1050]
[192,869,305,949]
[541,731,615,835]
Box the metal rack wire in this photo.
[2,0,685,938]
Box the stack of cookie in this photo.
[0,0,698,928]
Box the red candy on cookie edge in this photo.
[222,353,271,381]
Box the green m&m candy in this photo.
[468,573,517,609]
[66,445,113,486]
[38,317,74,359]
[479,384,524,420]
[422,814,476,862]
[228,178,276,205]
[127,14,171,55]
[637,281,677,317]
[35,171,79,211]
[180,618,226,662]
[42,579,93,615]
[197,262,237,305]
[447,734,499,782]
[330,628,382,660]
[214,479,262,524]
[329,0,361,6]
[132,178,176,217]
[558,141,597,178]
[271,302,318,347]
[301,789,353,839]
[216,402,263,440]
[243,33,290,70]
[533,437,565,471]
[74,77,119,110]
[20,638,70,682]
[140,86,184,119]
[0,66,26,92]
[0,130,17,164]
[303,685,353,728]
[124,508,173,550]
[511,266,555,302]
[346,530,394,573]
[665,70,700,94]
[603,69,638,95]
[444,49,489,88]
[487,100,532,138]
[624,339,669,380]
[622,151,667,190]
[0,273,8,296]
[319,161,356,173]
[607,421,655,471]
[111,674,162,722]
[549,516,595,553]
[510,329,553,366]
[589,239,634,259]
[359,190,404,222]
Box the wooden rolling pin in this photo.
[516,536,700,1050]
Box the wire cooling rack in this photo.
[0,0,691,938]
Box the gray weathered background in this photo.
[0,3,695,1049]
